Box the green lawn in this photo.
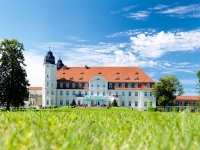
[0,109,200,149]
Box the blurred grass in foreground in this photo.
[0,109,200,150]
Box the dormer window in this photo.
[128,83,132,88]
[60,82,63,88]
[79,77,83,80]
[135,83,138,88]
[79,83,82,88]
[98,72,101,74]
[126,77,130,80]
[115,77,120,80]
[122,83,125,88]
[135,72,139,75]
[109,83,112,88]
[115,83,119,88]
[72,83,75,88]
[147,83,150,88]
[70,77,73,81]
[61,78,64,80]
[66,82,69,88]
[116,72,119,74]
[135,77,139,80]
[80,72,84,74]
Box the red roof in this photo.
[56,66,154,83]
[28,87,42,90]
[175,96,200,100]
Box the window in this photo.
[60,100,63,105]
[150,102,152,106]
[115,83,119,88]
[122,83,125,88]
[66,100,69,105]
[97,78,100,80]
[135,102,138,107]
[52,83,53,87]
[51,91,54,95]
[103,91,105,96]
[60,82,63,88]
[60,91,63,95]
[109,83,112,88]
[103,84,105,88]
[135,92,138,96]
[66,82,69,88]
[51,100,54,105]
[47,75,49,78]
[72,83,75,88]
[91,84,94,88]
[122,101,125,106]
[135,83,138,88]
[144,102,147,107]
[72,91,75,95]
[144,92,147,96]
[79,91,81,94]
[97,91,99,96]
[128,83,132,88]
[85,83,88,88]
[97,84,99,88]
[129,101,131,106]
[147,83,150,88]
[193,101,197,106]
[116,91,118,95]
[109,91,112,96]
[78,100,80,105]
[175,101,180,106]
[122,92,125,96]
[79,82,82,88]
[184,101,189,106]
[129,92,131,96]
[91,91,93,96]
[66,91,69,95]
[47,82,49,87]
[46,100,49,105]
[150,92,152,96]
[85,91,88,96]
[46,91,49,95]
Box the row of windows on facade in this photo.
[46,99,152,107]
[46,91,152,97]
[49,82,151,88]
[175,101,198,106]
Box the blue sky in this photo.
[1,0,200,95]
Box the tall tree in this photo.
[0,39,30,110]
[152,75,184,107]
[197,70,200,95]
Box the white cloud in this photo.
[24,51,43,87]
[158,3,200,18]
[127,11,150,20]
[130,29,200,58]
[151,4,169,10]
[122,5,138,11]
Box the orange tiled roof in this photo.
[175,96,200,100]
[28,87,42,90]
[56,66,154,83]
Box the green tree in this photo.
[195,101,200,111]
[112,99,118,106]
[70,99,76,106]
[197,70,200,95]
[0,39,30,110]
[152,75,184,108]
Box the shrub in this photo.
[70,99,76,106]
[112,99,118,107]
[172,107,178,112]
[148,106,155,112]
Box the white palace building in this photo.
[28,50,156,110]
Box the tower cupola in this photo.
[57,58,64,70]
[44,50,55,64]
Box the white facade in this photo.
[40,50,156,110]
